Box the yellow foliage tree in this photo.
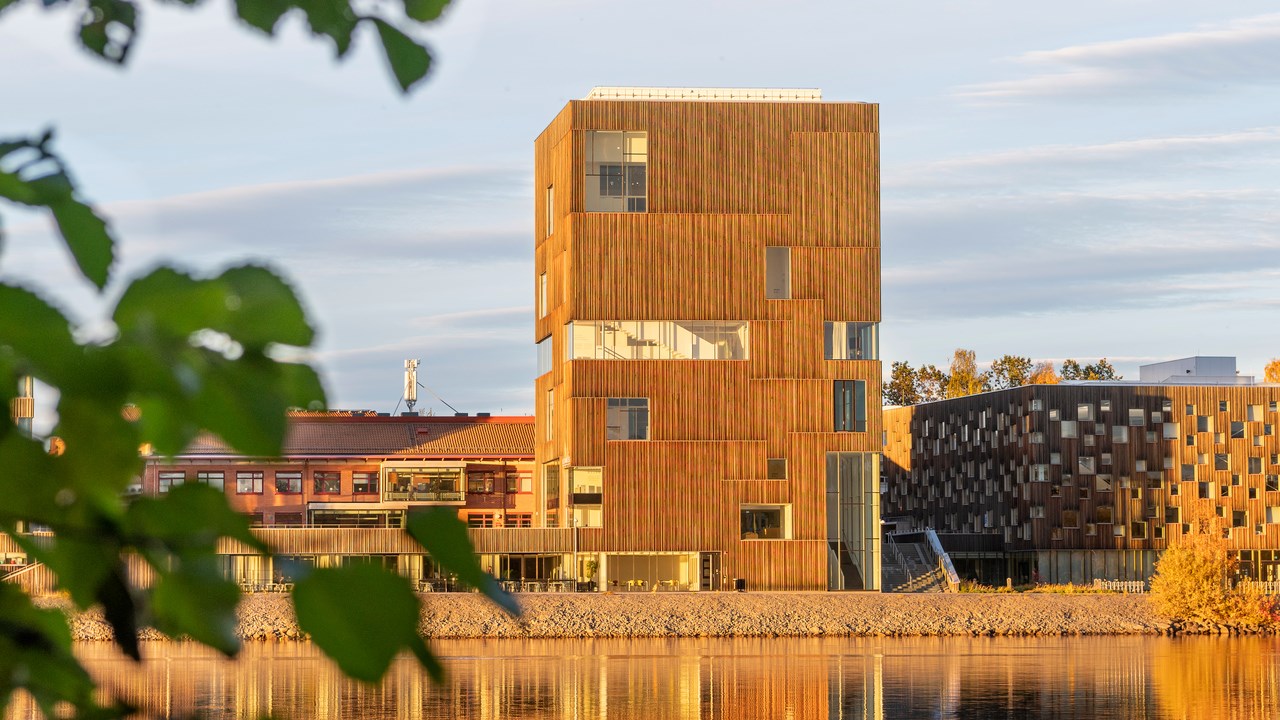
[1028,361,1060,385]
[1149,514,1274,627]
[1265,357,1280,383]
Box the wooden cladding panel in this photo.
[789,132,880,248]
[570,100,876,216]
[887,385,1280,554]
[222,528,574,556]
[791,247,880,321]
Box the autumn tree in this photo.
[916,364,949,402]
[1265,358,1280,384]
[1149,514,1274,628]
[988,354,1032,390]
[945,348,988,398]
[1028,361,1061,385]
[1061,358,1121,381]
[883,361,920,406]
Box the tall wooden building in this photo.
[533,87,883,591]
[883,357,1280,584]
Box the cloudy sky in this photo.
[2,0,1278,418]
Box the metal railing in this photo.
[924,528,961,592]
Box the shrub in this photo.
[1149,515,1275,627]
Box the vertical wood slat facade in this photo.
[534,95,881,590]
[885,385,1280,562]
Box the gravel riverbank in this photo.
[50,591,1170,642]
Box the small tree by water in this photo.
[1149,515,1275,628]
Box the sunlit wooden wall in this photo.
[533,98,881,590]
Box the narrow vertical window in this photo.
[765,246,790,299]
[545,185,554,236]
[546,387,555,441]
[538,273,548,318]
[833,380,866,432]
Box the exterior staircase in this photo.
[882,535,952,593]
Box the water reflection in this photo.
[6,636,1280,719]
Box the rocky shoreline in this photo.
[48,591,1187,642]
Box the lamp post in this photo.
[572,516,579,592]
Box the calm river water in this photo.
[8,636,1280,719]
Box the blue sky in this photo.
[3,0,1279,418]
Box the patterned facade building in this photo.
[883,358,1280,584]
[533,87,883,591]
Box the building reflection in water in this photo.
[6,636,1280,719]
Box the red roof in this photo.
[181,415,534,458]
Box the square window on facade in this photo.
[824,322,879,360]
[1061,421,1078,439]
[1147,431,1158,444]
[1197,415,1212,433]
[353,471,378,494]
[766,458,788,480]
[1078,404,1095,422]
[275,472,302,494]
[1215,453,1230,471]
[1128,409,1145,426]
[1220,400,1230,412]
[1249,457,1263,474]
[237,471,264,494]
[313,471,341,494]
[1112,425,1129,443]
[1249,405,1264,422]
[1186,404,1195,416]
[1164,422,1180,440]
[1198,482,1211,499]
[1083,434,1096,447]
[1270,475,1280,492]
[606,398,650,440]
[1101,399,1112,412]
[1163,400,1174,412]
[1049,408,1061,421]
[1032,399,1044,411]
[1231,421,1245,439]
[1079,456,1096,475]
[196,471,224,491]
[158,471,185,493]
[585,130,647,213]
[1182,464,1196,482]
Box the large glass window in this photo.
[383,467,464,502]
[585,131,646,212]
[566,320,748,361]
[824,322,879,360]
[741,505,790,540]
[606,398,649,440]
[834,380,867,433]
[569,467,603,528]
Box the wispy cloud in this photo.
[956,13,1280,101]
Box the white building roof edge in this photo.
[584,86,824,102]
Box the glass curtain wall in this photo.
[826,452,881,590]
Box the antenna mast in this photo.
[404,359,419,412]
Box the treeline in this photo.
[883,350,1121,406]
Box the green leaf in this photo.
[401,0,450,22]
[371,18,431,93]
[194,353,289,457]
[299,0,358,57]
[49,197,114,290]
[78,0,138,64]
[125,483,267,554]
[405,508,519,616]
[233,0,291,35]
[148,556,242,655]
[96,560,140,661]
[292,565,426,682]
[112,267,229,340]
[278,361,326,411]
[0,283,82,382]
[218,264,315,348]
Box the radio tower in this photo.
[403,359,419,412]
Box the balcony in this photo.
[384,485,465,504]
[466,492,511,510]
